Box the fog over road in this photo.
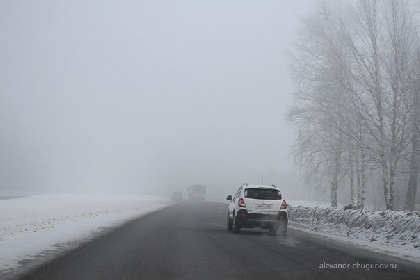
[19,202,420,280]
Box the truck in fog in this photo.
[188,185,206,200]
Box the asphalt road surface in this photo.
[19,201,420,280]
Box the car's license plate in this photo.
[256,204,272,210]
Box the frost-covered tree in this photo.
[289,0,419,210]
[289,1,353,207]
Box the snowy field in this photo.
[288,203,420,263]
[0,193,170,276]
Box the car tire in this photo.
[232,213,241,234]
[227,213,233,231]
[269,223,278,236]
[279,220,287,236]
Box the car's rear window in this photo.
[244,188,282,200]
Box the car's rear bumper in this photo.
[236,209,287,228]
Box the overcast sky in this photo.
[0,0,314,199]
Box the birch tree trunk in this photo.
[331,164,339,207]
[356,149,361,206]
[360,141,367,208]
[407,69,420,210]
[331,132,342,208]
[350,152,356,205]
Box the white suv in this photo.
[226,184,288,236]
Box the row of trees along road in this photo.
[288,0,420,210]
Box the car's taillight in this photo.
[238,198,246,207]
[281,200,287,209]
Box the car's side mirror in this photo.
[226,195,232,201]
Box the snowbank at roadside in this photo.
[0,193,170,275]
[287,200,332,208]
[288,206,420,262]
